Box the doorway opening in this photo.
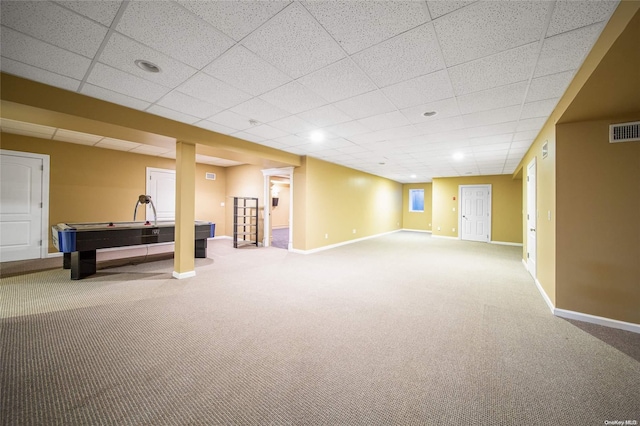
[262,167,294,250]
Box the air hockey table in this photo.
[52,220,215,279]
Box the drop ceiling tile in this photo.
[259,140,291,150]
[324,120,371,138]
[269,116,317,134]
[297,104,352,127]
[457,81,528,115]
[357,111,411,132]
[176,73,252,109]
[382,70,454,110]
[472,142,511,152]
[54,129,102,145]
[413,116,466,135]
[1,27,91,80]
[243,124,289,140]
[96,137,141,151]
[260,81,327,114]
[1,1,108,57]
[434,1,550,66]
[468,134,513,147]
[468,122,518,139]
[297,58,377,103]
[526,70,574,102]
[87,63,171,103]
[230,98,290,123]
[462,105,521,128]
[426,1,475,19]
[178,0,289,41]
[303,0,430,54]
[546,0,618,37]
[334,90,396,120]
[513,130,539,142]
[99,33,198,88]
[231,131,266,143]
[352,23,445,88]
[273,135,309,147]
[54,0,122,26]
[81,84,151,111]
[510,140,534,150]
[0,118,56,139]
[516,117,547,132]
[401,98,461,124]
[241,2,345,79]
[194,121,237,135]
[206,110,254,131]
[116,1,234,68]
[534,23,604,77]
[0,57,80,92]
[203,46,292,97]
[521,99,559,119]
[449,43,538,96]
[146,104,200,125]
[157,91,224,119]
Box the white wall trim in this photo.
[172,270,196,279]
[401,228,432,233]
[554,309,640,334]
[213,235,232,240]
[46,252,63,258]
[490,240,523,247]
[290,229,400,255]
[522,261,639,334]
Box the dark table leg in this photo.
[195,239,207,258]
[71,250,97,280]
[63,252,71,269]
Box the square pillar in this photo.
[173,141,196,279]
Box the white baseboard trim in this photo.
[431,235,458,240]
[490,240,523,247]
[554,309,640,334]
[213,235,232,240]
[522,260,639,334]
[46,252,63,258]
[401,228,433,233]
[172,270,196,279]
[290,229,401,255]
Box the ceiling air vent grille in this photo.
[609,121,640,143]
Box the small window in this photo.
[408,189,424,212]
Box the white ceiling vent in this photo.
[205,173,216,181]
[609,121,640,143]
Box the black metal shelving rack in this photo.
[233,197,259,248]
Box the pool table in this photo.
[52,221,215,279]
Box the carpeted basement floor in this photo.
[1,232,638,425]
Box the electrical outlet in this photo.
[437,226,441,231]
[325,233,328,239]
[452,207,456,212]
[429,223,431,227]
[452,228,456,232]
[220,202,225,207]
[352,229,356,234]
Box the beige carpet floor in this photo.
[1,231,638,425]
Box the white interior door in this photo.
[460,185,491,242]
[146,168,175,221]
[0,153,43,261]
[527,159,537,278]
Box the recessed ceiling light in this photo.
[453,152,464,161]
[422,111,437,117]
[411,174,417,178]
[309,131,324,142]
[135,59,161,73]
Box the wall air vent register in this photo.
[609,121,640,143]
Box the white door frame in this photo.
[458,184,492,242]
[261,167,294,250]
[0,149,50,259]
[526,158,537,279]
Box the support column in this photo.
[173,141,196,279]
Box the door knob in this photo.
[530,228,536,232]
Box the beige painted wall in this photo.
[402,183,433,231]
[556,117,640,324]
[432,175,522,243]
[225,164,265,243]
[297,156,402,251]
[1,132,226,253]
